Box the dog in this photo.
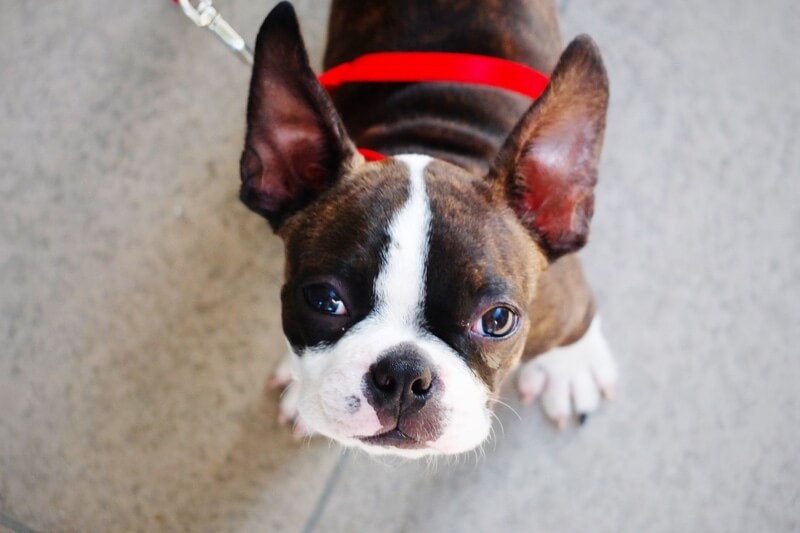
[239,0,617,458]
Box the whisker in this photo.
[490,395,522,421]
[489,410,505,440]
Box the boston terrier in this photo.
[240,0,617,458]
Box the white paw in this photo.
[268,352,315,439]
[517,317,618,427]
[268,353,295,390]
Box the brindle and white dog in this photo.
[240,0,617,457]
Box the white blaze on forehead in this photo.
[374,154,433,325]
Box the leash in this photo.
[170,1,551,161]
[171,0,254,64]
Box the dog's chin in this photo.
[301,397,494,458]
[359,427,421,448]
[344,435,442,458]
[326,428,490,459]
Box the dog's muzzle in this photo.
[359,343,443,448]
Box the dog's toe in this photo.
[269,352,316,438]
[517,364,547,405]
[269,354,294,390]
[517,317,617,427]
[571,367,600,415]
[541,374,570,422]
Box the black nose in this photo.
[368,345,434,416]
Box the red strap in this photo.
[318,51,549,100]
[357,148,386,162]
[320,52,550,161]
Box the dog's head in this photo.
[240,3,608,457]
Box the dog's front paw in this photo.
[268,353,314,439]
[517,317,618,428]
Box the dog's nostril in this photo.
[410,374,432,397]
[375,374,395,392]
[411,367,433,396]
[371,359,398,393]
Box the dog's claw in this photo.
[578,413,589,425]
[292,422,312,440]
[519,392,535,406]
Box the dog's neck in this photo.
[322,0,563,174]
[330,82,532,174]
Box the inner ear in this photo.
[488,35,609,261]
[240,1,356,231]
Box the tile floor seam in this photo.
[301,450,352,533]
[0,512,38,533]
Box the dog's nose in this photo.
[369,346,434,415]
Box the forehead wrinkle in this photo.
[428,166,543,300]
[284,163,410,264]
[425,173,517,289]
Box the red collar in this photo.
[318,52,550,161]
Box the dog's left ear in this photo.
[488,35,609,261]
[240,1,356,231]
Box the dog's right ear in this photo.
[240,1,356,231]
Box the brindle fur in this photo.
[324,0,561,175]
[240,1,609,394]
[324,0,604,371]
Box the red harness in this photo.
[317,52,550,161]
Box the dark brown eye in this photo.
[303,284,348,316]
[473,306,518,338]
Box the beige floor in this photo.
[2,0,799,532]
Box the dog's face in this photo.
[240,4,608,456]
[277,156,544,456]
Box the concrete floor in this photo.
[1,0,798,532]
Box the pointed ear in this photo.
[488,35,609,261]
[240,1,356,231]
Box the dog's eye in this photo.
[473,306,518,338]
[303,284,348,316]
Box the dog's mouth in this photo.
[358,427,425,449]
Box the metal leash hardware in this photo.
[174,0,254,65]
